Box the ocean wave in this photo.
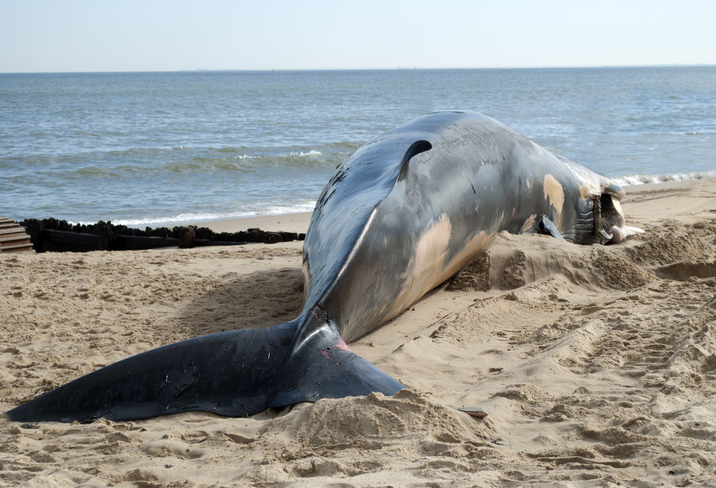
[74,166,119,177]
[109,201,317,227]
[615,171,716,186]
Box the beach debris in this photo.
[178,226,196,249]
[18,217,305,253]
[458,407,488,418]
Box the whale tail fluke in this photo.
[6,319,404,423]
[270,317,405,407]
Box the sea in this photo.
[1,67,715,227]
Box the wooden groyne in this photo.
[18,218,305,253]
[0,217,34,253]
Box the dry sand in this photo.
[2,179,716,487]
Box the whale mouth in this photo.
[567,191,643,245]
[598,192,643,244]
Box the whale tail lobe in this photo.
[5,319,404,423]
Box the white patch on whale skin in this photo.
[437,229,494,283]
[387,216,495,320]
[389,215,452,318]
[543,174,565,214]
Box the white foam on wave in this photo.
[258,201,317,215]
[289,150,322,157]
[614,170,716,187]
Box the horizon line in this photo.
[2,63,715,75]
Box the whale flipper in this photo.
[538,215,564,239]
[6,319,404,422]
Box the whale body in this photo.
[6,111,640,422]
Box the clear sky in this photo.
[2,0,715,73]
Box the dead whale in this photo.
[6,111,641,422]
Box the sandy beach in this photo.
[2,178,716,487]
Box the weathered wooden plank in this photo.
[43,229,98,246]
[0,218,34,253]
[0,243,34,253]
[11,216,296,252]
[0,227,29,236]
[42,230,185,251]
[0,235,32,245]
[114,235,179,250]
[178,227,196,249]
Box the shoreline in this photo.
[187,211,313,235]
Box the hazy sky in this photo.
[2,0,715,72]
